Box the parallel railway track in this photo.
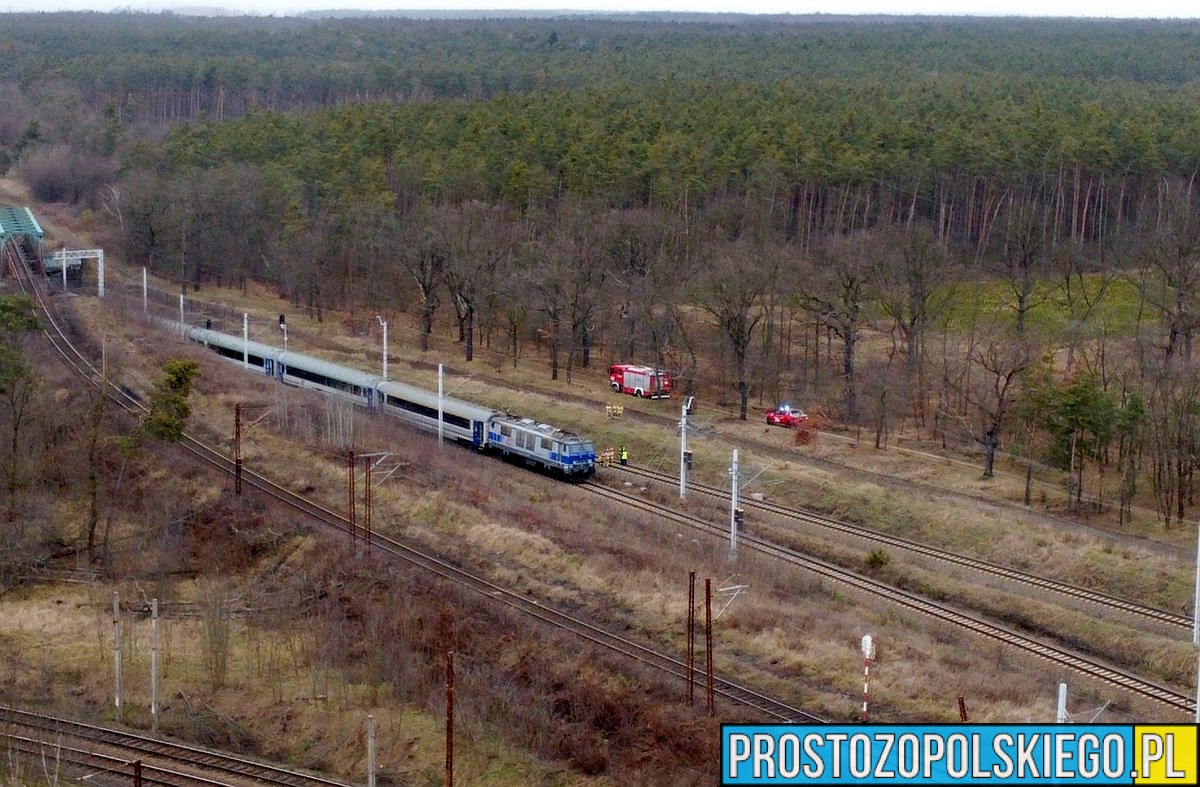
[581,478,1197,717]
[15,248,1193,721]
[9,248,822,725]
[622,464,1193,632]
[1,706,348,786]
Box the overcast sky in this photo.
[1,0,1197,17]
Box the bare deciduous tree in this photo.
[1143,362,1200,528]
[876,224,957,428]
[1136,177,1200,365]
[521,205,607,382]
[797,232,878,425]
[962,337,1037,478]
[989,194,1052,337]
[694,237,778,420]
[398,206,447,353]
[199,579,233,691]
[436,201,517,363]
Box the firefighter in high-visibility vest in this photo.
[619,445,628,465]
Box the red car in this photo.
[766,405,807,428]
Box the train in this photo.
[185,325,597,479]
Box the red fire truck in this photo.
[608,363,672,399]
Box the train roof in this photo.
[189,327,380,390]
[276,350,381,390]
[377,379,497,422]
[492,412,592,443]
[189,327,284,361]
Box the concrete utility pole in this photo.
[179,294,184,335]
[367,714,376,787]
[142,267,147,314]
[113,592,122,723]
[242,313,248,369]
[1057,682,1068,723]
[376,315,388,381]
[348,450,356,546]
[151,599,159,732]
[438,364,445,447]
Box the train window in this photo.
[500,425,511,438]
[541,437,552,451]
[387,394,438,421]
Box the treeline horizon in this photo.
[4,13,1200,122]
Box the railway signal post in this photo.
[861,634,875,723]
[679,397,694,500]
[729,449,739,557]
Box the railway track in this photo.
[581,478,1197,717]
[21,253,1192,720]
[9,252,822,725]
[621,464,1193,632]
[107,268,1183,547]
[1,706,348,787]
[4,734,227,787]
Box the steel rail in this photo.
[1,711,315,787]
[581,479,1196,716]
[624,464,1192,630]
[9,255,823,725]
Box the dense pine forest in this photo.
[6,13,1200,525]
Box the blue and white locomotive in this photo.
[186,325,596,478]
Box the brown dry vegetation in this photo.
[2,192,1197,785]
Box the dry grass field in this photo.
[2,186,1197,784]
